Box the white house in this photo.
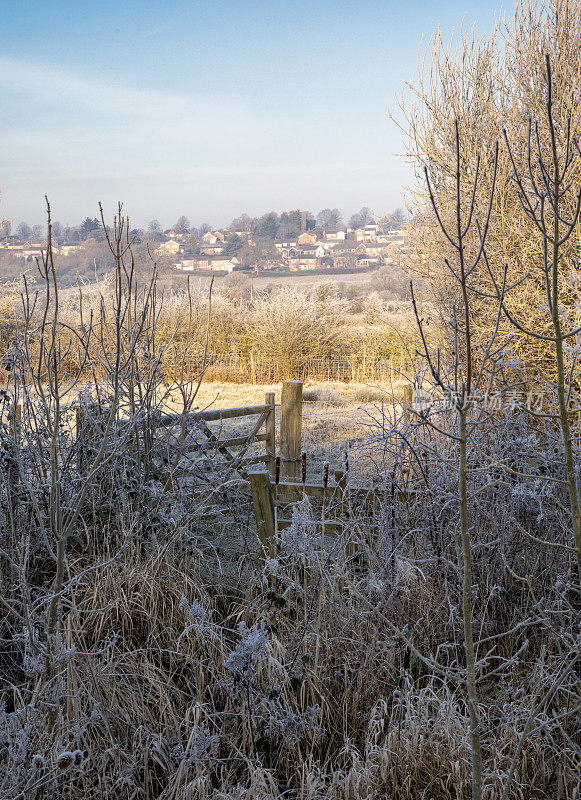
[323,230,346,241]
[364,223,380,241]
[60,244,84,256]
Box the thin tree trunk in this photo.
[459,407,482,800]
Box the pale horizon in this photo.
[1,0,502,228]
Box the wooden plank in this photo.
[197,410,270,477]
[247,470,276,559]
[274,480,413,503]
[241,454,271,466]
[265,392,275,474]
[198,420,236,465]
[280,380,302,479]
[276,482,339,500]
[182,432,269,453]
[156,404,271,427]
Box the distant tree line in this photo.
[3,206,407,246]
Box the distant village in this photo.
[0,208,410,277]
[167,221,408,274]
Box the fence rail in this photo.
[73,394,277,480]
[8,379,407,558]
[193,354,413,384]
[248,460,414,561]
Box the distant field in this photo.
[159,267,379,292]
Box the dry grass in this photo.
[0,230,578,800]
[2,522,576,799]
[2,389,579,800]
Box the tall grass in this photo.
[0,205,578,799]
[0,272,418,386]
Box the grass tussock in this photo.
[3,526,575,800]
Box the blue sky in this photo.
[0,0,502,229]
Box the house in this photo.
[286,256,319,271]
[2,244,25,256]
[201,230,226,245]
[364,223,380,241]
[211,257,239,272]
[323,230,346,241]
[60,244,84,256]
[22,245,46,259]
[176,259,204,271]
[297,244,325,258]
[278,245,299,259]
[155,239,184,257]
[174,256,239,273]
[364,245,392,258]
[5,242,46,259]
[275,241,297,252]
[280,244,326,269]
[331,243,368,269]
[164,229,188,241]
[297,232,316,245]
[200,244,224,255]
[382,242,405,266]
[352,243,368,256]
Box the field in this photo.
[1,232,580,799]
[159,267,379,293]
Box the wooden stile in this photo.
[280,380,302,480]
[247,470,276,559]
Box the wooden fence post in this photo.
[248,469,276,560]
[264,391,275,475]
[280,379,302,480]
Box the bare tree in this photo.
[16,222,32,241]
[348,206,373,229]
[316,208,343,231]
[173,215,190,234]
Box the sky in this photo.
[0,0,503,229]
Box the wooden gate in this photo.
[153,392,276,478]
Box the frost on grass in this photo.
[224,620,268,681]
[179,596,214,637]
[280,495,317,561]
[265,705,321,749]
[172,724,219,767]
